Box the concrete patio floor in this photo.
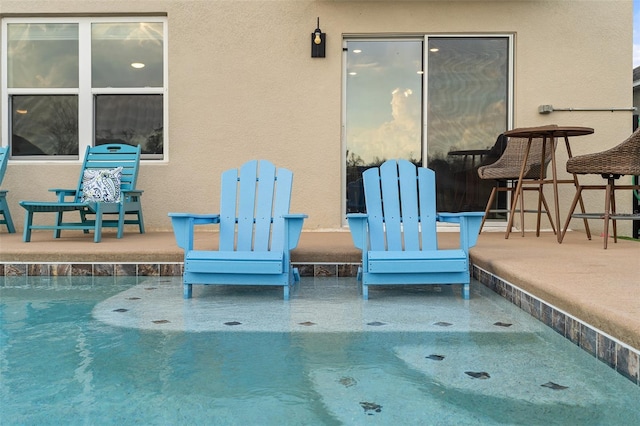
[1,227,638,358]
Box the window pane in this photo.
[95,95,163,155]
[11,95,79,156]
[7,24,79,88]
[345,40,423,213]
[92,23,164,88]
[427,38,508,157]
[427,37,509,213]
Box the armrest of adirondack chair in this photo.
[437,212,484,250]
[168,212,221,251]
[49,188,78,202]
[122,189,144,195]
[121,189,144,201]
[346,213,368,250]
[283,213,307,250]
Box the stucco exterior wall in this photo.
[0,0,635,236]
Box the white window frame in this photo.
[1,16,169,162]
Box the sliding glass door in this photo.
[344,35,511,218]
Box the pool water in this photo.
[1,276,639,425]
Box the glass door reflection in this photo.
[345,39,424,213]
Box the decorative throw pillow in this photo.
[81,167,122,203]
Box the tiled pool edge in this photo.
[472,264,640,388]
[1,260,638,387]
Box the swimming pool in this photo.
[1,275,639,425]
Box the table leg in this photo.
[535,137,547,236]
[505,137,532,239]
[550,136,562,242]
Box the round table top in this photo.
[503,125,594,138]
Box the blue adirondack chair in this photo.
[0,146,16,233]
[347,159,484,300]
[20,144,145,243]
[169,160,307,300]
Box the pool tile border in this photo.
[1,260,638,387]
[472,264,640,387]
[0,262,184,277]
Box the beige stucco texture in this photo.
[0,0,635,235]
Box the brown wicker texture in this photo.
[560,127,640,248]
[476,133,557,235]
[566,127,640,176]
[477,135,554,180]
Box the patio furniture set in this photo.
[1,126,638,299]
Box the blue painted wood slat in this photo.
[169,159,307,300]
[20,144,144,242]
[271,168,293,252]
[219,168,239,251]
[253,160,276,252]
[362,167,386,252]
[379,160,403,251]
[237,160,259,251]
[398,160,420,250]
[0,146,15,233]
[347,159,484,300]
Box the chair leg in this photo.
[603,180,612,249]
[362,283,369,300]
[93,204,103,243]
[462,282,470,300]
[0,199,15,233]
[609,179,617,245]
[535,182,544,237]
[80,209,90,234]
[55,210,64,238]
[570,172,592,240]
[559,186,584,243]
[539,192,557,235]
[137,210,145,234]
[116,207,125,239]
[479,186,497,234]
[519,187,525,237]
[6,212,15,233]
[184,283,193,299]
[23,210,34,242]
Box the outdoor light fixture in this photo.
[311,17,325,58]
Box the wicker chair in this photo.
[560,128,640,248]
[477,133,556,237]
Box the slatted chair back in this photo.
[74,144,141,203]
[218,159,292,253]
[0,146,8,186]
[349,158,483,300]
[362,159,438,252]
[20,143,143,242]
[0,145,16,232]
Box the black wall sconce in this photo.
[311,17,326,58]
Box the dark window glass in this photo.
[11,95,79,157]
[95,94,163,155]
